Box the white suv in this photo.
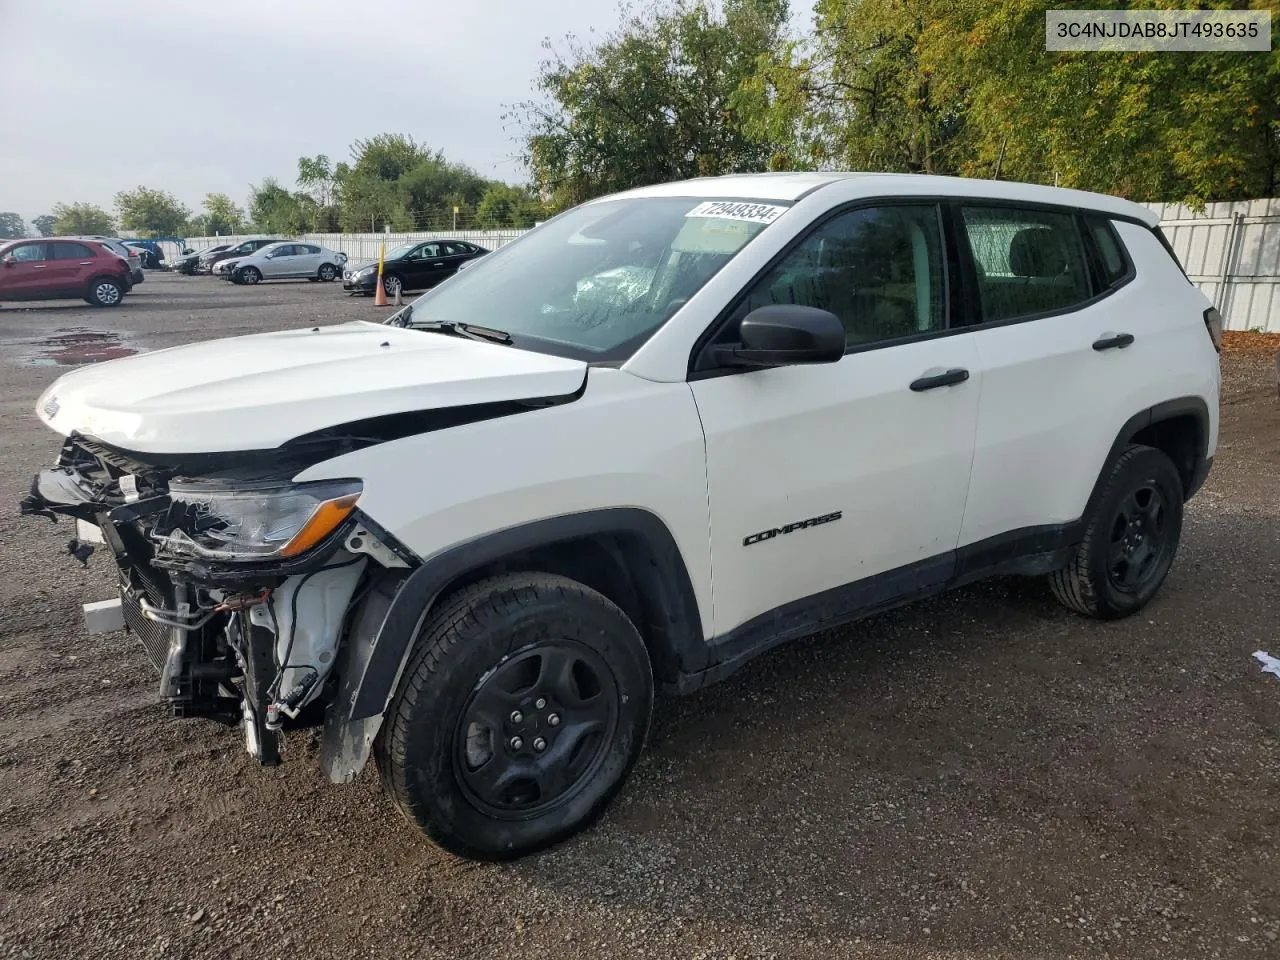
[22,173,1221,861]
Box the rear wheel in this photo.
[377,572,653,861]
[318,263,337,282]
[1049,444,1184,619]
[85,277,123,307]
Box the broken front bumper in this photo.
[20,436,415,775]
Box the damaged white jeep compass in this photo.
[22,173,1221,860]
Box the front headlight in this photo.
[156,479,362,562]
[355,266,375,278]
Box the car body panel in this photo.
[34,320,589,453]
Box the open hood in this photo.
[35,320,587,455]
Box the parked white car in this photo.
[225,241,347,284]
[23,172,1220,862]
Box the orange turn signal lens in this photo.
[279,493,360,558]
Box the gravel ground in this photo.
[1,273,1278,960]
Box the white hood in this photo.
[35,321,587,454]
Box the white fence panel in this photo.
[183,230,529,262]
[1144,198,1280,332]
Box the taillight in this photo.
[1203,306,1223,353]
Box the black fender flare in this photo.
[346,507,707,722]
[1086,396,1212,518]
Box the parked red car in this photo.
[0,238,133,307]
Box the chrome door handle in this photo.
[79,261,93,265]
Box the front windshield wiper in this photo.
[400,311,512,345]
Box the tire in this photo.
[237,266,261,285]
[318,263,337,282]
[1049,443,1184,620]
[377,572,654,861]
[382,274,402,298]
[85,277,124,307]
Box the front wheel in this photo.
[376,572,653,861]
[382,274,402,298]
[237,266,261,285]
[1049,443,1184,620]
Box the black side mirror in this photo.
[712,304,845,368]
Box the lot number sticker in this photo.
[685,201,787,224]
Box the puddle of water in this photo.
[24,328,138,366]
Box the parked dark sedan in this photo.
[173,244,227,275]
[341,239,488,297]
[199,237,279,274]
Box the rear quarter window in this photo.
[51,242,95,259]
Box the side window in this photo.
[420,243,441,259]
[10,243,48,262]
[302,244,321,255]
[442,242,465,256]
[960,206,1092,322]
[740,204,946,348]
[51,242,94,260]
[1084,215,1130,287]
[273,245,295,257]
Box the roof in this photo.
[604,172,1159,226]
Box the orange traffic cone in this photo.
[372,242,389,306]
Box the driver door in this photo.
[0,242,51,298]
[689,203,982,638]
[407,242,445,289]
[262,244,295,278]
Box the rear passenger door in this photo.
[48,241,98,292]
[954,202,1147,553]
[295,243,324,276]
[263,244,297,278]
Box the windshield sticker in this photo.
[685,201,787,224]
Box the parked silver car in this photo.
[224,241,348,285]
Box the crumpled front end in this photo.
[21,433,416,770]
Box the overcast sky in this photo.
[0,0,815,226]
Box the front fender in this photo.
[318,507,706,784]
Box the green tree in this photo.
[32,214,56,237]
[248,178,316,233]
[511,0,791,208]
[475,183,547,227]
[0,212,25,238]
[195,192,247,235]
[298,154,341,230]
[115,186,191,236]
[332,134,493,230]
[51,202,116,236]
[745,0,1280,204]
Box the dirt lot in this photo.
[1,273,1278,960]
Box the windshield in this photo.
[384,242,418,260]
[400,195,790,362]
